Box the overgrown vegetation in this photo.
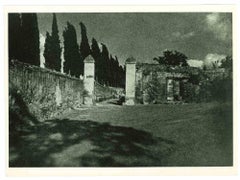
[138,55,232,104]
[183,56,232,103]
[44,13,62,72]
[144,73,166,104]
[9,13,40,66]
[63,22,82,77]
[153,50,189,67]
[9,13,125,88]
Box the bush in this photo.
[135,80,143,104]
[184,75,232,103]
[208,77,232,102]
[144,73,166,104]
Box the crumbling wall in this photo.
[9,60,84,121]
[135,63,190,104]
[94,81,122,102]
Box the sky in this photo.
[37,13,232,67]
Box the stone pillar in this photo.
[167,78,174,101]
[84,55,95,105]
[125,57,136,105]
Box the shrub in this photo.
[144,73,166,104]
[135,80,143,104]
[185,74,232,103]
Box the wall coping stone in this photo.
[84,55,95,63]
[125,57,136,64]
[9,59,83,82]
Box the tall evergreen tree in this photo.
[44,13,61,71]
[114,56,120,87]
[20,13,40,66]
[120,65,126,88]
[79,22,91,60]
[91,38,101,81]
[9,13,22,61]
[112,56,117,86]
[43,32,52,68]
[101,43,110,85]
[63,22,82,77]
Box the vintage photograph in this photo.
[8,11,233,167]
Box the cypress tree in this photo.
[44,13,61,71]
[114,56,120,87]
[121,65,126,88]
[20,13,40,66]
[43,32,53,69]
[101,43,110,85]
[9,13,22,61]
[108,55,117,86]
[119,65,124,87]
[91,38,101,81]
[51,13,61,71]
[79,22,91,60]
[63,22,82,77]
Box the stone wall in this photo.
[9,60,84,121]
[94,81,122,102]
[135,63,190,104]
[134,64,228,104]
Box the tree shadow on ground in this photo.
[9,83,39,147]
[9,119,175,167]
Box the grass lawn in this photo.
[9,102,233,167]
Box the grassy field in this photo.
[9,101,233,167]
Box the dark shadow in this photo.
[108,101,122,105]
[9,118,175,167]
[9,83,38,147]
[104,98,125,105]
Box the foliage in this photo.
[79,22,91,60]
[21,13,40,66]
[184,71,232,103]
[100,43,110,85]
[8,13,22,61]
[221,55,232,71]
[138,62,232,104]
[43,32,52,67]
[9,13,40,66]
[206,76,232,102]
[63,22,82,77]
[44,13,62,71]
[144,73,166,104]
[90,38,125,87]
[182,83,200,103]
[153,50,189,67]
[78,22,91,76]
[91,38,101,81]
[135,80,143,104]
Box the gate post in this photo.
[84,55,95,105]
[125,57,136,105]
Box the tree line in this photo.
[9,13,40,66]
[9,13,125,88]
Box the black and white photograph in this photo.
[6,5,235,174]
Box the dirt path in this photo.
[9,102,233,167]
